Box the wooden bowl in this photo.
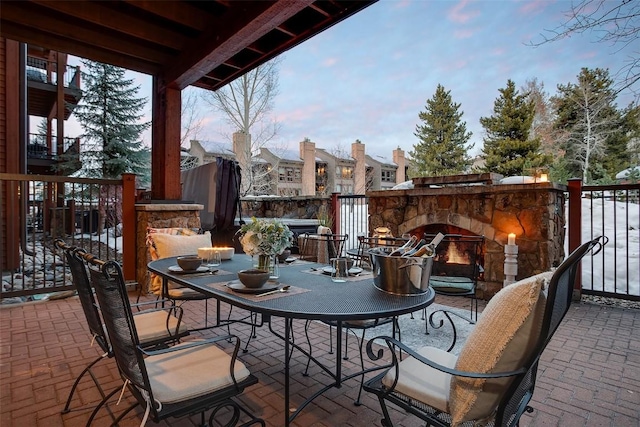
[237,269,270,288]
[176,255,202,271]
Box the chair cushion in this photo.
[430,276,474,293]
[146,341,251,404]
[449,271,552,425]
[146,230,211,294]
[382,346,457,413]
[134,310,189,344]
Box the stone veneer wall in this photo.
[135,203,203,293]
[240,196,330,219]
[367,183,567,299]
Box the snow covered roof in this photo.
[200,140,234,155]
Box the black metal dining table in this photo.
[148,255,435,426]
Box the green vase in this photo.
[257,254,272,271]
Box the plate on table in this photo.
[321,266,363,276]
[284,257,296,264]
[226,280,280,294]
[168,265,209,274]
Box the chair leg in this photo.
[61,353,108,413]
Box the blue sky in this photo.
[69,0,637,160]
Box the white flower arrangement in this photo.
[237,217,294,256]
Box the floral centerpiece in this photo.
[237,217,294,270]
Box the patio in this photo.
[1,292,638,427]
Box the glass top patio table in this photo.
[148,255,435,426]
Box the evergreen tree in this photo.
[553,68,623,182]
[480,80,550,176]
[75,60,150,180]
[409,84,472,177]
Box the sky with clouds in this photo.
[66,0,638,161]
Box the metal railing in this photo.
[26,56,81,88]
[0,173,136,301]
[572,181,640,300]
[27,134,80,159]
[334,194,368,252]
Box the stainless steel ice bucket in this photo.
[369,247,433,295]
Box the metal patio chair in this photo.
[87,259,264,427]
[363,236,606,427]
[299,232,348,264]
[54,240,189,417]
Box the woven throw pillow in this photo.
[449,271,552,425]
[146,227,200,261]
[147,229,210,294]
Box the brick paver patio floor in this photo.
[1,293,639,426]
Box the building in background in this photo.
[183,133,409,196]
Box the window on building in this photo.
[278,166,302,183]
[381,170,396,182]
[336,165,353,179]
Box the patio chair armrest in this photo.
[139,334,239,357]
[366,335,527,380]
[427,309,473,352]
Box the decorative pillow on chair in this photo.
[147,229,211,295]
[449,271,553,425]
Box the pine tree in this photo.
[409,84,472,177]
[480,80,550,176]
[75,60,150,180]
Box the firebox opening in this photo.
[408,224,485,282]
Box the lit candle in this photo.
[508,233,516,246]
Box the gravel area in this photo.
[581,294,640,310]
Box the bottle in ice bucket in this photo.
[401,238,427,256]
[388,235,418,256]
[419,232,445,257]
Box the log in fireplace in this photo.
[366,173,567,299]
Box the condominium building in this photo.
[183,133,408,196]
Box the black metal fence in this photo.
[1,173,123,301]
[579,183,639,300]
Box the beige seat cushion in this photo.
[449,271,552,425]
[382,346,457,413]
[134,310,189,344]
[146,230,211,295]
[146,341,251,404]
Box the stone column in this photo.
[300,139,316,196]
[352,140,366,195]
[135,203,203,293]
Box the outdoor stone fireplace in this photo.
[367,174,567,298]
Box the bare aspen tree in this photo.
[201,58,282,195]
[530,0,639,100]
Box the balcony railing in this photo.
[27,134,80,160]
[26,56,80,89]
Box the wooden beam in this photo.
[31,0,189,51]
[165,0,314,90]
[124,0,214,31]
[151,78,182,200]
[0,20,161,75]
[0,4,172,70]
